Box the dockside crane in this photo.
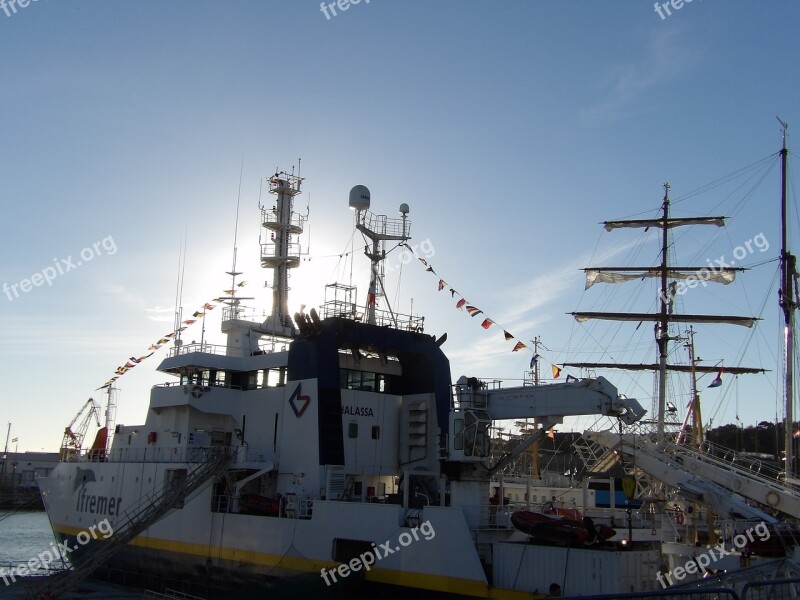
[60,398,101,460]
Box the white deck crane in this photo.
[443,376,646,529]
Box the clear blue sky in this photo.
[1,1,799,451]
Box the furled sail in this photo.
[603,216,726,231]
[584,267,742,289]
[561,362,766,374]
[570,311,757,328]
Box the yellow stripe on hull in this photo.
[53,524,501,597]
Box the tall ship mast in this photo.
[778,120,798,478]
[566,182,763,442]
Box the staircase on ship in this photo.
[25,448,233,599]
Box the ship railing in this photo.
[356,210,410,239]
[221,305,266,324]
[152,381,243,391]
[238,446,278,464]
[698,440,788,484]
[168,342,241,358]
[320,300,424,332]
[67,445,240,464]
[261,209,306,230]
[260,241,302,261]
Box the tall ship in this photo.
[35,171,651,598]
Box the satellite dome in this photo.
[349,185,370,211]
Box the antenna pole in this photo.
[657,183,671,444]
[779,120,795,478]
[1,423,10,491]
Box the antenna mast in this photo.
[261,170,306,337]
[348,185,411,326]
[778,119,796,478]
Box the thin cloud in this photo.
[581,28,695,124]
[145,305,175,323]
[497,237,646,330]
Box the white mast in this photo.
[348,185,410,325]
[261,171,306,337]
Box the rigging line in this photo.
[670,153,777,205]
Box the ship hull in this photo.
[40,460,495,598]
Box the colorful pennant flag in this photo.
[465,305,483,317]
[512,341,526,352]
[708,369,723,388]
[223,289,235,295]
[450,288,458,297]
[157,338,170,344]
[504,330,514,341]
[204,303,216,310]
[480,318,493,330]
[551,364,562,379]
[438,279,446,291]
[183,319,197,325]
[547,428,555,440]
[530,353,540,368]
[238,281,248,287]
[149,343,162,351]
[566,374,578,383]
[129,356,141,364]
[418,257,428,266]
[456,299,466,310]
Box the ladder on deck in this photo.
[28,448,233,599]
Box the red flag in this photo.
[438,279,446,291]
[204,303,216,310]
[456,299,466,310]
[512,341,526,352]
[480,319,493,329]
[551,364,561,378]
[547,427,555,440]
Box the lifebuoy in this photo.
[766,490,780,507]
[191,385,204,398]
[676,511,684,525]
